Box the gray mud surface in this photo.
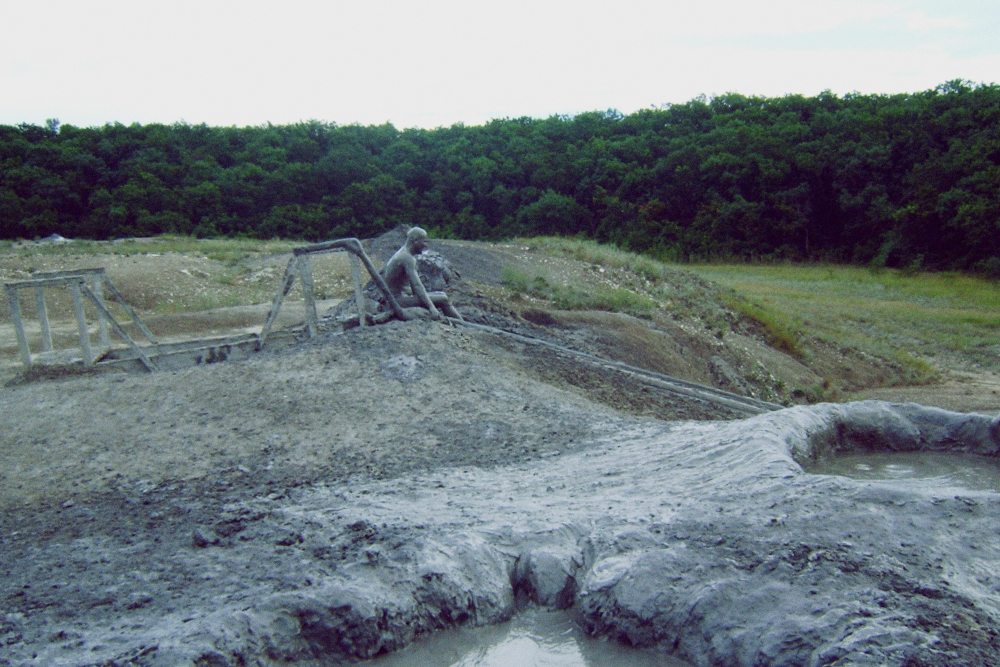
[3,316,1000,667]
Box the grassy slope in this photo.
[517,237,1000,387]
[686,264,1000,375]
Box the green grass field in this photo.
[521,237,999,379]
[686,263,1000,373]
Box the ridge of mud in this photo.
[3,393,1000,667]
[4,234,1000,666]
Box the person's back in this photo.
[383,242,416,299]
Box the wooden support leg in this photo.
[349,252,367,327]
[92,276,110,348]
[34,285,53,352]
[298,255,318,338]
[80,284,157,372]
[101,279,158,345]
[259,256,298,349]
[7,286,31,368]
[71,281,93,366]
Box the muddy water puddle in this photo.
[365,607,691,667]
[809,451,1000,492]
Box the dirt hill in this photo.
[2,234,999,666]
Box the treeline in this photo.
[2,80,998,271]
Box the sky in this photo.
[2,0,998,130]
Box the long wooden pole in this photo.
[80,284,157,372]
[92,275,110,348]
[100,279,158,345]
[7,285,31,368]
[70,280,93,367]
[349,252,367,327]
[258,256,299,349]
[298,255,318,338]
[34,285,53,352]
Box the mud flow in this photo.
[807,450,1000,492]
[364,607,691,667]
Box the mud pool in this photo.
[364,607,690,667]
[3,400,1000,667]
[808,450,1000,492]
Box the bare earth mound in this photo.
[2,237,1000,666]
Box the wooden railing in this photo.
[5,269,158,372]
[258,238,404,349]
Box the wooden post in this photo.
[100,279,158,345]
[92,275,110,348]
[7,285,31,368]
[349,252,367,327]
[34,285,53,352]
[70,280,93,366]
[298,255,318,338]
[80,284,157,372]
[259,256,298,349]
[293,238,406,320]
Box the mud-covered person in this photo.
[379,226,462,321]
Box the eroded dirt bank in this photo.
[3,320,1000,667]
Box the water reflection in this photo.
[366,607,691,667]
[808,451,1000,492]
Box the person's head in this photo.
[405,226,428,251]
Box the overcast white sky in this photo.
[2,0,998,130]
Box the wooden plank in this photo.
[258,256,298,349]
[80,284,157,372]
[293,239,350,256]
[6,275,101,289]
[91,276,110,348]
[7,285,32,368]
[298,255,318,338]
[344,243,407,320]
[70,281,93,366]
[291,238,405,320]
[32,268,105,278]
[349,252,367,327]
[100,279,159,345]
[34,285,53,352]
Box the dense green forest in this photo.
[1,80,998,272]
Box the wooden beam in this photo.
[298,255,318,338]
[91,276,110,348]
[70,281,93,367]
[258,256,298,349]
[7,285,31,368]
[349,252,367,327]
[80,284,157,372]
[34,285,53,352]
[100,279,158,345]
[31,268,105,279]
[6,275,101,289]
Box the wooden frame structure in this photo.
[5,268,159,372]
[258,237,406,349]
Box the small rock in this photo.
[192,527,220,548]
